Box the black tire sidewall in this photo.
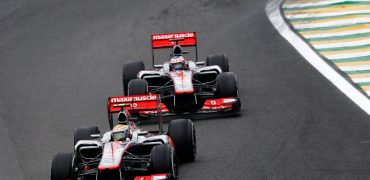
[73,126,100,146]
[168,119,196,162]
[127,79,148,95]
[206,54,229,72]
[51,152,74,180]
[150,144,177,176]
[122,61,145,95]
[216,72,238,98]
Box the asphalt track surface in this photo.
[1,0,370,179]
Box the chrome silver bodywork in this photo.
[73,125,171,178]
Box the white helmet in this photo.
[170,56,187,71]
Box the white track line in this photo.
[292,18,370,29]
[302,29,370,39]
[284,0,370,8]
[286,10,370,19]
[352,77,370,83]
[266,0,370,116]
[339,65,370,71]
[313,39,370,49]
[325,52,370,60]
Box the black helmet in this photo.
[173,45,182,56]
[117,111,130,124]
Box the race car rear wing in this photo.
[107,94,160,113]
[151,32,198,67]
[107,94,163,130]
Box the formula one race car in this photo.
[51,94,196,180]
[122,32,241,116]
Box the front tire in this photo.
[127,79,148,95]
[168,119,196,162]
[74,126,100,145]
[51,152,74,180]
[216,72,238,98]
[150,144,178,180]
[122,61,145,95]
[206,54,229,72]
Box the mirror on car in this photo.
[196,61,205,65]
[154,64,163,68]
[90,134,100,139]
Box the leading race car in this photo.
[122,32,241,117]
[51,94,196,180]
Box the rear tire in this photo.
[216,72,238,98]
[122,61,145,95]
[74,126,100,146]
[51,152,74,180]
[150,144,178,179]
[128,79,148,95]
[206,54,229,72]
[168,119,196,162]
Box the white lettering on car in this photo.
[110,95,157,103]
[152,32,194,40]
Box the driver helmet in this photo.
[173,45,182,56]
[117,110,130,124]
[170,56,187,71]
[111,124,130,141]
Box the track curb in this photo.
[266,0,370,116]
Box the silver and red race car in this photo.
[51,94,196,180]
[121,32,241,121]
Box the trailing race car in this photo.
[51,94,196,180]
[122,32,241,116]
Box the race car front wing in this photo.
[108,94,240,117]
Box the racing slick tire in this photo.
[127,79,148,95]
[51,152,75,180]
[206,54,229,72]
[74,126,100,146]
[122,61,145,95]
[168,119,196,162]
[216,72,238,98]
[150,144,178,180]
